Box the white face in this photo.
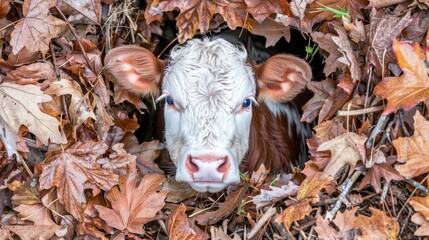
[160,38,256,192]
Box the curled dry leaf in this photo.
[374,40,429,115]
[0,83,66,148]
[394,111,429,178]
[252,182,299,209]
[317,132,367,177]
[167,203,209,240]
[355,207,399,240]
[95,173,167,235]
[38,141,117,222]
[10,0,67,55]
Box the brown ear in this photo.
[104,45,164,98]
[256,54,312,103]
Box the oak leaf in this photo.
[95,173,167,235]
[38,141,117,221]
[0,82,66,147]
[10,0,67,54]
[394,111,429,178]
[317,133,367,177]
[355,207,399,240]
[374,40,429,115]
[167,203,209,240]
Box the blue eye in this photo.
[166,96,174,105]
[242,98,251,108]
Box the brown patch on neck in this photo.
[243,102,309,173]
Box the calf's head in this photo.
[104,38,311,192]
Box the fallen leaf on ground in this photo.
[355,207,399,240]
[167,203,209,240]
[314,208,357,240]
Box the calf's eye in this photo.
[242,98,251,108]
[166,96,174,105]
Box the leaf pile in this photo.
[1,0,429,239]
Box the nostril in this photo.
[186,156,199,173]
[217,156,229,173]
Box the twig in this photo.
[247,206,276,239]
[326,171,361,221]
[397,175,429,221]
[337,106,384,116]
[398,110,410,137]
[404,179,428,195]
[366,114,390,149]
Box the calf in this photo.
[104,38,312,192]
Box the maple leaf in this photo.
[38,141,118,221]
[14,203,56,225]
[394,111,429,178]
[355,207,399,240]
[0,82,66,147]
[374,40,429,115]
[251,17,291,47]
[314,208,357,239]
[10,178,40,205]
[301,78,336,123]
[44,78,96,139]
[10,0,67,55]
[167,203,209,240]
[275,172,333,229]
[317,132,367,177]
[151,0,248,43]
[245,0,290,23]
[358,156,403,193]
[252,182,299,209]
[95,173,167,235]
[5,225,66,240]
[196,184,248,225]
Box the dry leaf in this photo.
[5,225,66,240]
[251,17,291,47]
[355,207,399,240]
[0,82,66,147]
[410,212,429,236]
[167,203,209,240]
[38,141,117,221]
[10,0,67,54]
[394,111,429,178]
[245,0,290,23]
[314,208,357,239]
[252,182,299,209]
[95,173,167,235]
[374,40,429,115]
[301,78,336,123]
[317,133,367,177]
[58,0,102,24]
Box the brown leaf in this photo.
[167,203,209,240]
[251,17,290,47]
[97,143,137,175]
[317,132,367,177]
[38,141,118,221]
[252,182,299,209]
[374,40,429,115]
[4,62,56,85]
[366,9,412,77]
[275,172,333,229]
[311,32,344,77]
[95,173,167,235]
[358,156,403,193]
[196,184,248,225]
[10,178,40,205]
[301,78,336,123]
[211,227,241,240]
[314,208,357,239]
[355,207,399,240]
[10,0,67,54]
[393,111,429,178]
[245,0,290,23]
[0,83,66,146]
[411,212,429,236]
[5,225,66,240]
[58,0,102,24]
[164,177,199,203]
[14,203,56,225]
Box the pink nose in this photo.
[186,155,230,182]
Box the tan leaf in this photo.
[411,212,429,236]
[38,141,117,221]
[10,0,67,54]
[167,203,209,240]
[275,200,313,229]
[5,62,56,85]
[59,0,101,24]
[394,111,429,178]
[410,195,429,222]
[164,177,199,203]
[374,40,429,115]
[196,184,248,225]
[301,78,336,123]
[311,32,344,77]
[10,178,40,205]
[317,133,367,177]
[5,225,66,240]
[355,207,399,240]
[95,173,167,235]
[251,17,291,47]
[211,227,240,240]
[97,143,137,175]
[358,156,403,193]
[14,203,56,225]
[314,208,357,239]
[45,78,96,139]
[0,82,65,146]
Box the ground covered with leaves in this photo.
[0,0,429,239]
